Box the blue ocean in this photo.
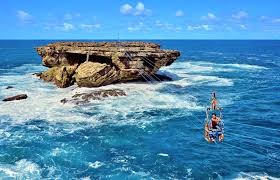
[0,40,279,179]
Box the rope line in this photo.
[190,111,280,155]
[226,121,280,132]
[227,135,279,152]
[222,141,280,164]
[123,48,280,163]
[124,51,163,83]
[226,132,280,146]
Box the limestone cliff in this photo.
[36,42,180,88]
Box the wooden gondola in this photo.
[205,108,224,143]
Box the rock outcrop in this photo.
[5,86,14,89]
[3,94,28,102]
[61,89,126,105]
[36,42,180,88]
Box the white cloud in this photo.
[17,10,31,22]
[175,26,182,32]
[240,24,246,29]
[232,11,248,20]
[201,13,217,20]
[64,13,81,20]
[135,2,144,12]
[43,22,76,31]
[175,10,184,17]
[80,23,101,30]
[64,13,72,20]
[80,24,101,30]
[226,26,233,31]
[187,24,211,31]
[260,16,268,21]
[155,20,171,29]
[208,13,216,19]
[155,20,163,27]
[272,18,280,23]
[62,23,74,31]
[127,22,144,32]
[127,27,138,31]
[155,20,182,31]
[94,24,101,28]
[201,25,211,30]
[120,2,151,16]
[120,4,133,14]
[259,16,280,23]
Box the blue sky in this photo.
[1,0,280,39]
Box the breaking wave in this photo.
[0,60,267,126]
[161,60,267,74]
[230,172,279,180]
[0,65,201,126]
[0,159,41,179]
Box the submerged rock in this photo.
[3,94,28,102]
[5,86,14,89]
[61,89,126,105]
[36,42,180,88]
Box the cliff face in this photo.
[36,42,180,88]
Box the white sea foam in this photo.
[0,65,202,127]
[80,177,91,180]
[160,61,234,74]
[161,60,267,75]
[223,63,268,70]
[247,56,260,60]
[164,74,234,87]
[159,60,267,88]
[0,61,245,126]
[88,161,104,169]
[0,73,79,123]
[204,51,224,55]
[51,147,68,157]
[231,172,279,180]
[0,159,41,179]
[186,168,192,176]
[158,153,169,157]
[130,169,151,178]
[0,129,11,139]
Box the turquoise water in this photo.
[0,40,279,179]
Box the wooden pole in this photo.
[86,51,89,62]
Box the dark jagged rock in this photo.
[36,42,180,88]
[3,94,28,102]
[153,74,172,81]
[61,89,126,105]
[5,86,14,89]
[128,73,172,82]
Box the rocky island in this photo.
[35,42,180,88]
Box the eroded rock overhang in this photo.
[35,42,180,88]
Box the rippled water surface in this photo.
[0,40,279,179]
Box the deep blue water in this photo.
[0,40,279,179]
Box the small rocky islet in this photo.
[35,41,180,88]
[3,42,180,103]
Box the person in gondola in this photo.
[210,112,224,142]
[211,113,220,129]
[205,92,224,142]
[211,92,218,110]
